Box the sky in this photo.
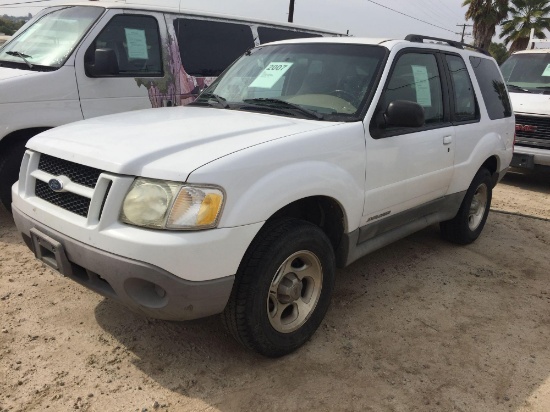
[0,0,482,44]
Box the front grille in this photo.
[35,180,91,218]
[38,154,102,188]
[515,114,550,149]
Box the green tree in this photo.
[463,0,509,51]
[489,42,508,64]
[0,17,25,35]
[500,0,550,53]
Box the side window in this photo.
[174,19,255,77]
[86,15,162,77]
[469,56,512,120]
[380,52,444,129]
[445,54,478,122]
[257,27,321,44]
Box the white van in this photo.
[500,31,550,172]
[0,1,339,209]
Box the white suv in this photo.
[12,35,515,357]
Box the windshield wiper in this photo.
[506,84,531,93]
[535,86,550,90]
[196,92,230,108]
[6,51,33,69]
[242,98,324,120]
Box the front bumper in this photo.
[13,206,235,321]
[512,146,550,170]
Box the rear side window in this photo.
[445,55,478,122]
[257,27,321,44]
[174,19,254,77]
[469,56,512,120]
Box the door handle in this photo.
[443,135,453,145]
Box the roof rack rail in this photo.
[405,34,490,56]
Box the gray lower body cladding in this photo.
[12,206,234,321]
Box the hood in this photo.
[27,106,339,182]
[0,66,36,82]
[510,92,550,116]
[0,66,78,104]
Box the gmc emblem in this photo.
[516,124,538,132]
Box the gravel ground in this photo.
[1,170,549,412]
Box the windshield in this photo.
[194,43,386,121]
[500,53,550,93]
[0,6,104,69]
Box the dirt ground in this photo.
[1,170,549,412]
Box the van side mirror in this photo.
[384,100,425,128]
[86,48,119,76]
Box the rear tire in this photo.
[222,218,335,357]
[440,167,492,245]
[0,137,30,212]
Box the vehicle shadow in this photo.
[502,169,550,193]
[0,206,23,245]
[93,215,550,411]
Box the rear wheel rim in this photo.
[468,183,488,231]
[267,250,323,333]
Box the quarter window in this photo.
[445,55,478,122]
[174,19,254,77]
[469,56,512,120]
[380,52,444,129]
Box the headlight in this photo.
[120,178,224,230]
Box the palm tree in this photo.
[500,0,550,53]
[463,0,509,51]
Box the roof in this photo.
[44,1,342,35]
[513,49,550,54]
[261,36,492,58]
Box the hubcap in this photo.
[267,250,323,333]
[468,183,488,231]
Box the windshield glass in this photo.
[0,6,103,69]
[194,43,386,121]
[500,53,550,92]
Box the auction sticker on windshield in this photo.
[542,63,550,77]
[250,62,293,88]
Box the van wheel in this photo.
[0,138,29,212]
[222,218,335,357]
[440,167,492,245]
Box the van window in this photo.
[500,53,550,91]
[445,54,478,122]
[174,19,255,77]
[86,14,162,77]
[469,56,512,120]
[257,27,321,44]
[0,6,103,69]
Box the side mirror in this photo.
[384,100,425,128]
[86,48,119,76]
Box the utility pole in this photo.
[288,0,295,23]
[457,23,472,43]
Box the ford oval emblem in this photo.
[48,178,64,192]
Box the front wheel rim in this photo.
[468,183,488,231]
[267,250,323,334]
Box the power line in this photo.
[365,0,456,34]
[418,0,457,24]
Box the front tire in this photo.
[0,137,30,211]
[223,218,335,357]
[440,167,492,245]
